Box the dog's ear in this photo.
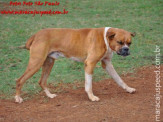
[107,31,115,40]
[131,32,136,37]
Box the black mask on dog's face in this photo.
[117,45,130,57]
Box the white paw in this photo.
[47,93,57,98]
[89,95,100,101]
[44,88,57,98]
[15,96,23,103]
[126,87,136,93]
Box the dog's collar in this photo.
[104,27,112,52]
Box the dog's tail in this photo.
[25,35,35,50]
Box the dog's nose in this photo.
[122,47,129,52]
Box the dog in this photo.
[15,27,136,103]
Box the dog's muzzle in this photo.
[117,47,130,57]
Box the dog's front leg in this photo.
[102,59,136,93]
[85,60,100,101]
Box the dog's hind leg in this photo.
[38,57,57,98]
[15,42,49,103]
[15,58,45,103]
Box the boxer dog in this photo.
[15,27,136,103]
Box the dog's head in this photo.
[106,28,136,57]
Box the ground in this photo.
[0,65,162,122]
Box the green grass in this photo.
[0,0,163,99]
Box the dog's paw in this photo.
[89,95,100,101]
[126,87,136,93]
[44,89,57,98]
[47,93,57,98]
[15,96,23,103]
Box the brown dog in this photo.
[15,27,136,103]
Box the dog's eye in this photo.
[128,42,132,46]
[117,41,124,45]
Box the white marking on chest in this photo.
[101,27,113,60]
[100,51,113,61]
[104,27,112,52]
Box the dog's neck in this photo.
[104,27,112,53]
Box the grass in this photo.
[0,0,163,99]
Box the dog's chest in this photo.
[101,50,113,61]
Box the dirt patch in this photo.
[0,65,163,122]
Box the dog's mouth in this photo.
[117,49,130,57]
